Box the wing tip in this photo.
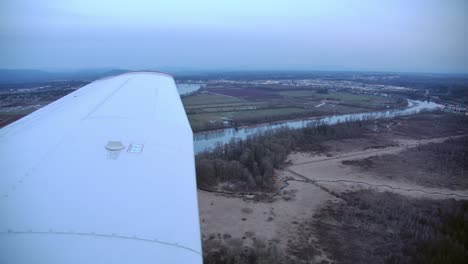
[97,71,174,82]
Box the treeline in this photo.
[192,110,339,133]
[196,121,369,192]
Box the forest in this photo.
[315,190,468,264]
[196,121,369,192]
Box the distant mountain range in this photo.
[0,69,129,84]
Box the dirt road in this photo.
[287,135,468,199]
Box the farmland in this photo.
[182,84,405,131]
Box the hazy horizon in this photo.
[2,0,468,74]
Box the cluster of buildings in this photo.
[199,78,413,93]
[442,104,468,116]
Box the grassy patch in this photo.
[183,89,405,131]
[314,92,375,101]
[187,107,310,131]
[278,90,318,98]
[229,107,308,119]
[182,93,245,106]
[278,90,387,103]
[185,112,228,131]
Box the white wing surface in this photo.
[0,72,202,263]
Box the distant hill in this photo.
[0,69,129,84]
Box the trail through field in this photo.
[315,102,326,108]
[287,134,468,199]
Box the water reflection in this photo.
[193,100,441,153]
[177,84,202,96]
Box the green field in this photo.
[230,107,307,119]
[278,90,318,98]
[182,93,245,106]
[279,90,390,103]
[182,89,404,131]
[314,92,378,101]
[187,107,309,131]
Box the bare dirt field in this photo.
[199,172,338,263]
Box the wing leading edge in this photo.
[0,72,203,263]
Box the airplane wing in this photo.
[0,72,203,263]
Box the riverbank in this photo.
[194,99,441,153]
[199,112,468,263]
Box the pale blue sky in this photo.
[1,0,467,73]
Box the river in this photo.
[177,83,202,96]
[193,100,441,154]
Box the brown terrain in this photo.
[198,112,468,263]
[0,115,26,128]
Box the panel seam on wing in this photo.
[82,78,132,120]
[0,229,201,255]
